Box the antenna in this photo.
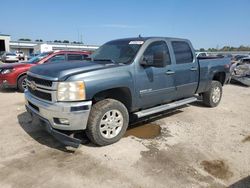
[138,34,142,38]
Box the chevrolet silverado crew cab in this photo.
[25,37,230,147]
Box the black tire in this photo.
[17,75,27,92]
[202,81,222,107]
[86,99,129,146]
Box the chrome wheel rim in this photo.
[22,78,27,89]
[99,110,123,139]
[212,87,221,103]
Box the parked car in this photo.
[16,51,25,61]
[0,50,91,92]
[1,52,19,63]
[230,57,250,86]
[25,37,230,147]
[233,55,249,62]
[196,52,209,58]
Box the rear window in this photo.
[172,41,193,64]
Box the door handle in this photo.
[166,70,175,75]
[190,67,198,71]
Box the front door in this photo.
[135,40,176,109]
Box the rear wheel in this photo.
[202,81,222,107]
[86,99,129,146]
[17,75,27,92]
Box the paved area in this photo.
[0,84,249,188]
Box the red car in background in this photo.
[0,50,91,92]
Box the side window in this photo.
[49,54,66,63]
[143,41,171,66]
[68,54,85,61]
[172,41,193,64]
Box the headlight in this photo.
[57,81,86,101]
[1,68,14,75]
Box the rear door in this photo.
[171,41,199,99]
[135,40,176,109]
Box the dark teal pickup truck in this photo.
[24,37,230,147]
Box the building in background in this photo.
[0,34,99,56]
[0,34,10,52]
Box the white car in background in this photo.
[196,52,209,58]
[16,51,25,61]
[1,52,19,63]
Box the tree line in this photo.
[18,38,83,44]
[200,45,250,52]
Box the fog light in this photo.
[54,118,69,125]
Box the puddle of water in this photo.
[242,135,250,143]
[124,123,161,139]
[201,160,233,180]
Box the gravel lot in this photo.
[0,84,249,188]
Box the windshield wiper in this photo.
[93,58,116,64]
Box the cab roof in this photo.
[110,36,188,42]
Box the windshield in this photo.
[26,52,50,64]
[90,39,143,64]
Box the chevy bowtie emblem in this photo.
[30,81,37,90]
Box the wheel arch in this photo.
[16,72,27,87]
[212,72,226,86]
[92,87,132,112]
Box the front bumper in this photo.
[25,91,92,131]
[0,78,16,89]
[26,106,82,148]
[25,91,92,147]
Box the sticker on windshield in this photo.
[129,41,144,45]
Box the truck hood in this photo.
[29,61,122,81]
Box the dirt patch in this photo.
[0,149,140,188]
[201,160,233,180]
[125,123,161,139]
[137,145,224,187]
[242,135,250,143]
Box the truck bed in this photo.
[197,57,231,93]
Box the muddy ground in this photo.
[0,84,249,188]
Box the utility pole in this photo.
[80,33,83,44]
[77,28,79,43]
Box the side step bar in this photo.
[134,97,197,118]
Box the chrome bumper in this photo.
[25,90,92,131]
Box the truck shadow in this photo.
[0,88,18,93]
[17,112,77,153]
[189,100,207,108]
[17,105,188,151]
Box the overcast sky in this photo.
[0,0,250,49]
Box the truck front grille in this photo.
[27,75,53,87]
[27,74,56,102]
[28,86,52,101]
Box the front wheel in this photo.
[17,75,27,92]
[202,81,222,107]
[86,99,129,146]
